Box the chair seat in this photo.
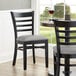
[53,45,76,55]
[17,35,47,44]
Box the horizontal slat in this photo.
[17,29,32,32]
[59,42,76,45]
[58,36,76,39]
[16,24,32,27]
[60,63,76,66]
[55,20,76,27]
[57,30,76,33]
[26,46,45,49]
[18,46,45,50]
[16,19,32,22]
[13,12,33,17]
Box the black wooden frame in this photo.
[11,11,48,70]
[53,20,76,76]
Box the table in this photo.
[41,21,54,27]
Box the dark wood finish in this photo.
[53,20,76,76]
[41,19,58,27]
[64,57,70,76]
[11,11,48,70]
[41,21,54,27]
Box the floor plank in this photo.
[1,57,76,76]
[0,57,52,76]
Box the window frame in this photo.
[31,0,76,34]
[31,0,40,35]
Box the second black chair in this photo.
[11,11,48,70]
[53,20,76,76]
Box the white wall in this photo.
[0,0,31,10]
[0,0,31,63]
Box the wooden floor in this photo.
[0,57,53,76]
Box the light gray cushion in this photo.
[17,35,47,43]
[53,45,76,54]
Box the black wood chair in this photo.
[11,11,48,70]
[53,20,76,76]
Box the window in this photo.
[40,0,76,44]
[65,0,76,19]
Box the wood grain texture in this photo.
[0,57,52,76]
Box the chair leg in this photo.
[54,55,57,76]
[45,40,48,68]
[32,44,35,64]
[12,43,17,66]
[64,57,70,76]
[23,44,27,70]
[56,58,60,76]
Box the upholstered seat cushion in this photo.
[17,35,47,44]
[53,45,76,54]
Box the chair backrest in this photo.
[54,20,76,54]
[11,11,34,39]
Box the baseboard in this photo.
[0,50,32,63]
